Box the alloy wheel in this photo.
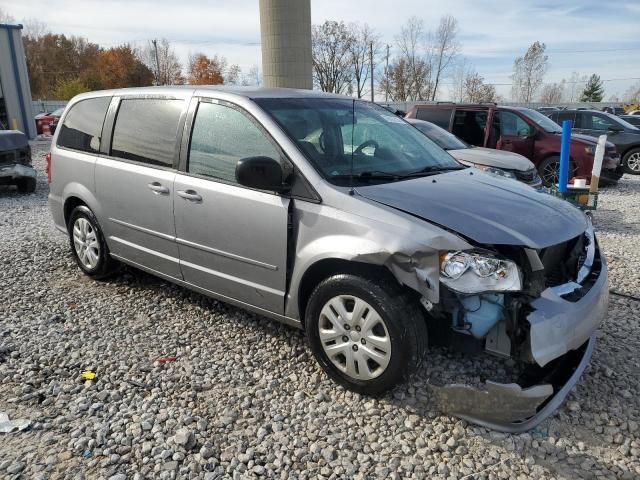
[73,217,100,270]
[318,295,391,380]
[627,152,640,172]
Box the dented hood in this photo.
[356,170,587,248]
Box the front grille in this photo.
[540,234,586,287]
[0,148,30,166]
[514,168,538,183]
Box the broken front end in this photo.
[0,130,36,189]
[428,221,607,432]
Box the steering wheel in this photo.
[354,139,379,155]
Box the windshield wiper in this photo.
[331,171,403,181]
[403,165,466,177]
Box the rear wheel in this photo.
[68,206,118,278]
[538,156,578,187]
[16,177,36,193]
[622,148,640,175]
[305,273,428,394]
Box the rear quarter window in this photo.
[415,107,453,129]
[57,97,111,153]
[111,98,184,167]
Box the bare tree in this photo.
[451,59,470,102]
[564,71,587,102]
[312,21,354,94]
[463,72,496,103]
[623,81,640,104]
[379,57,413,101]
[225,64,242,85]
[0,7,15,23]
[510,41,548,102]
[246,65,261,86]
[348,23,381,99]
[539,82,564,104]
[22,18,48,39]
[396,17,433,100]
[139,38,183,85]
[430,15,460,100]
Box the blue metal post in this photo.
[558,120,572,192]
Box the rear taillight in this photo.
[45,152,52,183]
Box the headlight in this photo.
[440,250,522,293]
[475,165,517,179]
[585,145,595,155]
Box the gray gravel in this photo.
[0,140,639,479]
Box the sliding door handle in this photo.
[148,182,169,194]
[177,189,202,202]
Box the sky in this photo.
[3,0,640,100]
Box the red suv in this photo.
[405,103,622,186]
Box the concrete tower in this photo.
[259,0,312,89]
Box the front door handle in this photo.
[148,182,169,194]
[177,189,202,202]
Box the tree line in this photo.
[312,16,640,105]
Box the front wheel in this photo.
[622,148,640,175]
[538,156,578,187]
[305,273,428,394]
[68,205,118,278]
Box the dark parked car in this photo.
[405,103,622,186]
[0,130,36,193]
[548,109,640,174]
[602,106,625,116]
[620,115,640,127]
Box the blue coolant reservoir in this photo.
[453,293,505,338]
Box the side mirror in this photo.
[608,125,623,132]
[236,156,287,192]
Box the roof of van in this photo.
[75,85,349,100]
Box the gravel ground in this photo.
[0,140,639,480]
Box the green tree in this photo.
[580,74,604,102]
[52,78,91,100]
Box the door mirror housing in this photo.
[607,125,624,132]
[236,156,288,192]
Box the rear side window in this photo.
[111,98,183,167]
[188,102,280,184]
[415,107,452,128]
[57,97,111,153]
[552,111,577,125]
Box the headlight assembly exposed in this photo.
[440,250,522,293]
[475,165,517,179]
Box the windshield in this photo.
[603,112,639,131]
[256,98,461,185]
[519,108,562,133]
[410,121,468,150]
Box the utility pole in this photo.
[369,41,374,103]
[385,44,390,102]
[152,39,161,85]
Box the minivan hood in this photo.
[449,147,534,171]
[356,170,587,248]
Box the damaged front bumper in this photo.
[0,163,37,182]
[431,336,594,433]
[430,226,607,432]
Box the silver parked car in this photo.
[49,87,608,432]
[406,118,542,187]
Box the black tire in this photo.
[16,177,36,193]
[67,205,118,279]
[305,273,428,395]
[538,156,578,187]
[622,148,640,175]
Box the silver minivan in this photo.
[48,87,608,432]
